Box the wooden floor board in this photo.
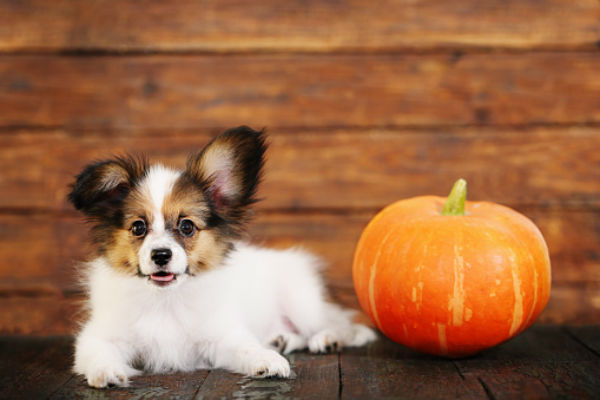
[0,336,74,400]
[564,326,600,358]
[50,370,209,400]
[456,326,600,400]
[2,326,599,399]
[193,352,339,399]
[340,337,488,399]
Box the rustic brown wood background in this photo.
[1,0,598,334]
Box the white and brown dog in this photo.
[69,126,375,388]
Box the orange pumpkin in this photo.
[353,179,551,357]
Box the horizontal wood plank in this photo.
[1,53,600,129]
[0,295,81,335]
[1,0,598,52]
[0,208,598,295]
[0,128,598,211]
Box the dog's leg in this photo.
[304,303,377,353]
[274,250,377,353]
[74,330,139,388]
[212,331,291,378]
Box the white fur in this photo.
[74,166,376,388]
[137,166,188,278]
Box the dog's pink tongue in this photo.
[151,273,175,282]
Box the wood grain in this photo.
[0,336,73,399]
[455,326,600,400]
[3,327,600,399]
[1,53,600,129]
[1,0,598,52]
[194,353,339,399]
[0,294,81,335]
[340,336,487,399]
[0,128,598,211]
[566,326,600,356]
[51,369,210,400]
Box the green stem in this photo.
[441,178,467,216]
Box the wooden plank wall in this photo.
[1,0,599,334]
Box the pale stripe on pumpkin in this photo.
[523,253,539,328]
[368,230,395,331]
[509,254,524,336]
[448,243,466,327]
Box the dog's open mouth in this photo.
[150,271,176,286]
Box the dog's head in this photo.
[69,126,266,288]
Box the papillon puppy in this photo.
[68,126,376,388]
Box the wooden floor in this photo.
[1,325,598,400]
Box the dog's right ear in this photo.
[68,156,147,220]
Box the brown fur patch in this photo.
[163,177,211,230]
[186,230,231,274]
[102,182,157,275]
[124,183,157,227]
[162,175,231,273]
[104,228,142,275]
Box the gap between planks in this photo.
[0,44,599,57]
[3,120,600,137]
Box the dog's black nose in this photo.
[151,248,172,267]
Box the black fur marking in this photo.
[185,126,267,235]
[206,210,226,230]
[68,155,148,223]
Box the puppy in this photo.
[69,126,376,388]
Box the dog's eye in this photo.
[178,219,195,237]
[131,220,147,237]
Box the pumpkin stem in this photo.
[441,179,467,216]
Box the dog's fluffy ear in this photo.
[68,156,147,221]
[186,126,266,227]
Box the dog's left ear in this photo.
[186,126,267,225]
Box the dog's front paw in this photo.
[247,349,291,379]
[84,364,136,388]
[268,332,307,355]
[308,329,340,353]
